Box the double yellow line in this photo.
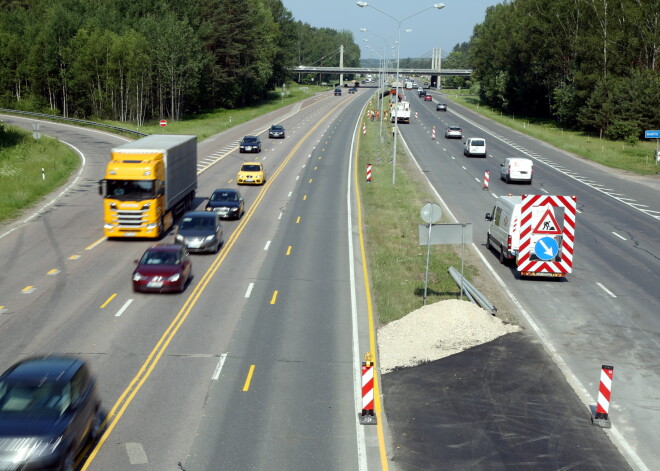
[81,98,347,469]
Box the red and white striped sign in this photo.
[483,171,490,190]
[362,123,367,135]
[595,365,614,419]
[518,195,577,275]
[366,164,372,183]
[361,362,374,415]
[431,126,436,140]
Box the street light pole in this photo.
[357,2,446,185]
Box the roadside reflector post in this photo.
[366,164,372,183]
[359,352,377,425]
[592,364,613,428]
[483,171,490,190]
[362,123,367,135]
[432,126,436,140]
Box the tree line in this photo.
[469,0,659,141]
[0,0,360,125]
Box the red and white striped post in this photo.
[431,126,436,140]
[592,365,613,428]
[415,111,419,120]
[483,171,490,190]
[359,352,377,425]
[362,123,367,135]
[366,164,372,183]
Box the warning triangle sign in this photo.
[533,208,562,234]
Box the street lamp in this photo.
[357,2,445,185]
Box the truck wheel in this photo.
[486,234,491,250]
[499,246,505,264]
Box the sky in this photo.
[281,0,502,61]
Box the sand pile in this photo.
[377,299,520,373]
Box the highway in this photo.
[396,89,659,471]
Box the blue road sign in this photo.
[645,130,660,139]
[534,237,559,261]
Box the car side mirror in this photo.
[485,213,493,221]
[500,163,504,167]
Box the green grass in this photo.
[442,90,660,176]
[0,126,79,222]
[357,105,477,324]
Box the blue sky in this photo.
[281,0,503,61]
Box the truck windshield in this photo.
[107,180,155,200]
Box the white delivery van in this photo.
[463,137,487,157]
[484,195,522,264]
[500,157,533,183]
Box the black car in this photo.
[206,188,244,220]
[334,88,342,96]
[348,88,357,94]
[0,356,102,471]
[436,103,447,111]
[268,124,285,139]
[239,135,261,153]
[175,211,224,254]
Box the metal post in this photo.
[393,25,401,185]
[424,223,432,305]
[460,224,465,300]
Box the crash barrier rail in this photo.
[448,266,497,314]
[0,108,147,137]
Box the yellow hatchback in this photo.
[237,162,266,185]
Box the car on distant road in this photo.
[334,88,342,96]
[268,124,285,139]
[436,103,447,111]
[206,188,244,220]
[423,94,433,101]
[0,356,102,471]
[348,88,357,94]
[445,126,463,139]
[132,244,192,293]
[175,211,224,254]
[236,162,266,185]
[239,135,261,153]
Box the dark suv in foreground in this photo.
[0,356,102,471]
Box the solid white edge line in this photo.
[244,283,254,298]
[398,132,649,471]
[212,354,228,380]
[114,299,133,317]
[596,282,617,298]
[348,97,370,471]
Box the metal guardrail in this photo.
[448,266,497,314]
[0,108,147,137]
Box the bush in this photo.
[605,120,640,144]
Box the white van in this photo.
[463,137,487,157]
[484,195,522,264]
[500,157,533,183]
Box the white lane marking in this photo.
[264,240,271,250]
[541,188,549,193]
[85,238,105,250]
[114,299,133,317]
[612,232,627,241]
[244,283,254,298]
[596,282,617,298]
[461,166,467,170]
[278,212,283,220]
[474,178,480,182]
[288,191,293,197]
[212,354,228,380]
[125,443,148,465]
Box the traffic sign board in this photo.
[533,207,561,234]
[644,130,660,139]
[534,237,559,261]
[159,119,167,127]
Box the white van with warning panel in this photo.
[484,195,522,264]
[500,157,533,183]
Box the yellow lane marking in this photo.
[314,166,318,170]
[243,365,256,391]
[21,286,34,293]
[69,254,80,260]
[303,195,307,200]
[270,291,278,304]
[286,246,292,256]
[81,96,348,471]
[100,294,117,309]
[296,216,301,223]
[308,178,313,183]
[354,120,389,470]
[47,269,60,275]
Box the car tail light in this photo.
[507,235,512,251]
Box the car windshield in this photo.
[107,180,155,200]
[0,381,70,416]
[450,127,461,131]
[240,165,261,172]
[472,140,485,146]
[179,216,214,231]
[141,251,178,265]
[242,137,258,143]
[271,126,283,131]
[211,192,237,202]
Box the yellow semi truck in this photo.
[99,134,197,239]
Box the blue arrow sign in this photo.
[534,237,559,261]
[645,130,660,139]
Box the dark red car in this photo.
[132,244,192,293]
[423,94,433,101]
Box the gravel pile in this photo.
[377,299,520,373]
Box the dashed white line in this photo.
[264,240,271,250]
[114,299,133,317]
[212,354,228,380]
[125,443,148,465]
[596,282,617,298]
[245,282,254,298]
[612,232,627,241]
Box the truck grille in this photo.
[116,209,147,228]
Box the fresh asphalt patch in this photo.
[382,331,631,471]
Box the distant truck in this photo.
[99,134,198,239]
[405,81,413,90]
[390,101,411,124]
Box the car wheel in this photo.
[506,174,510,184]
[90,409,102,441]
[486,234,491,250]
[62,451,75,471]
[499,246,505,264]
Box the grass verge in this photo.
[442,90,660,176]
[357,98,478,325]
